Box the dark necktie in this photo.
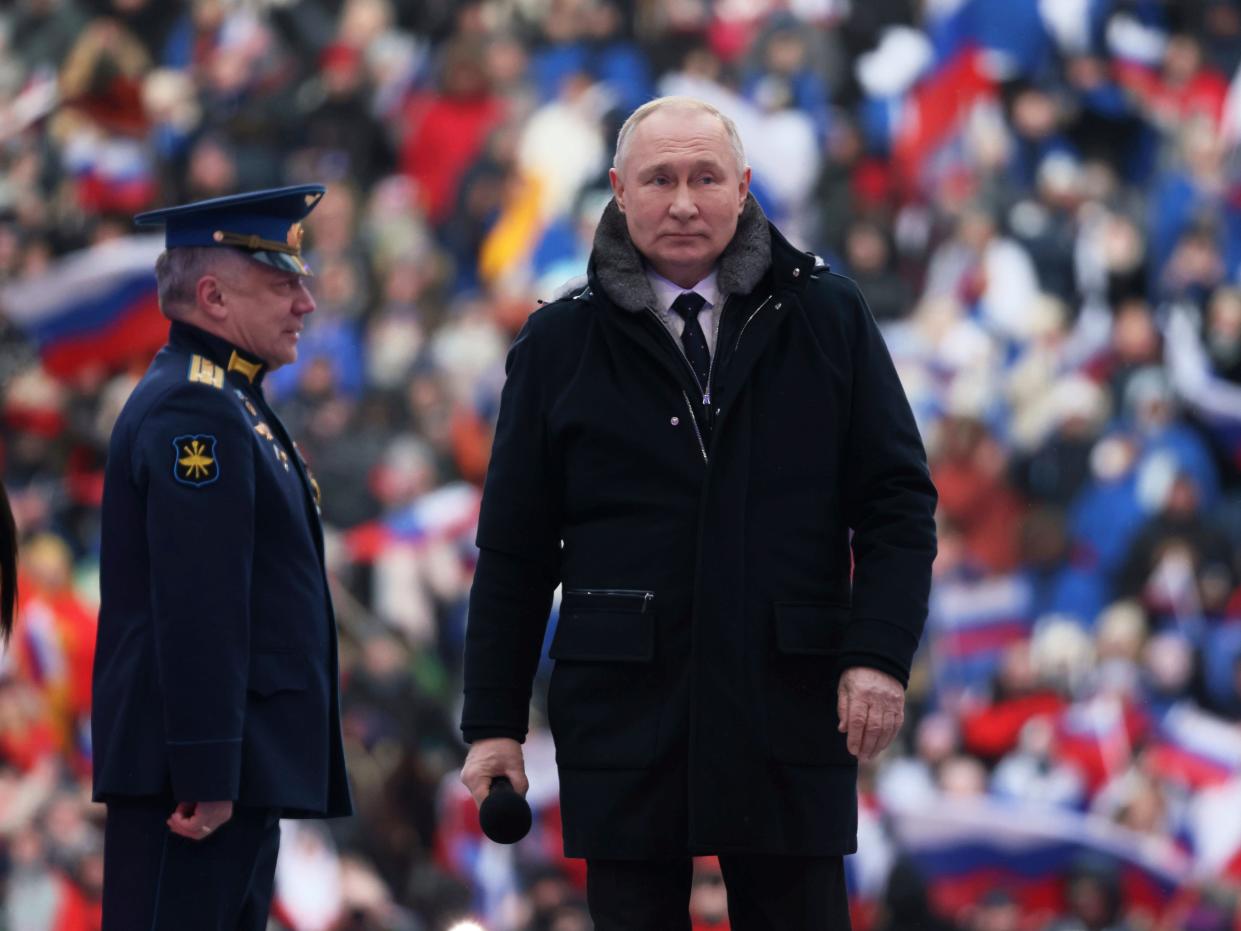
[671,291,710,390]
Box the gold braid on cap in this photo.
[212,221,304,256]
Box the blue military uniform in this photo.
[92,186,351,930]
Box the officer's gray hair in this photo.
[154,247,244,319]
[613,96,747,176]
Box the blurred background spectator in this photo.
[2,0,1241,928]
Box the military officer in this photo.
[92,185,352,930]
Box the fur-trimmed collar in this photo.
[589,193,773,312]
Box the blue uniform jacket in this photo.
[92,321,352,818]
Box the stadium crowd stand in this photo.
[1,0,1241,928]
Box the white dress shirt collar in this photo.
[645,267,721,313]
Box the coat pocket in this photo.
[549,589,655,662]
[547,589,661,769]
[247,651,309,698]
[765,601,855,767]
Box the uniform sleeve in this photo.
[462,317,561,742]
[836,280,938,686]
[136,384,255,800]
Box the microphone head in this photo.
[479,776,532,844]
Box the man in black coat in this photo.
[460,97,937,929]
[92,186,352,930]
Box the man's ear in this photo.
[197,274,228,323]
[609,167,625,213]
[737,166,751,213]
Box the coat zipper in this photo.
[645,305,702,397]
[732,294,774,356]
[644,303,716,466]
[564,588,656,610]
[682,390,708,465]
[644,300,727,405]
[702,296,726,405]
[644,292,770,466]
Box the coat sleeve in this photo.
[461,316,561,743]
[136,383,255,800]
[835,279,938,686]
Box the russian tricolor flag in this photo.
[1148,703,1241,790]
[62,134,157,215]
[889,795,1190,921]
[344,482,481,564]
[0,235,167,378]
[928,574,1033,694]
[1052,697,1145,792]
[891,46,996,190]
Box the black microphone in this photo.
[479,776,532,844]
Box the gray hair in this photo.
[154,247,245,319]
[613,96,747,176]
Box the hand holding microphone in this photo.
[462,737,532,844]
[479,775,532,843]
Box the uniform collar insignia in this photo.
[168,323,268,387]
[227,350,264,384]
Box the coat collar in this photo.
[169,320,268,387]
[589,193,770,312]
[588,193,816,312]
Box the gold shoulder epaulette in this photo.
[187,354,224,388]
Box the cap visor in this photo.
[249,250,312,276]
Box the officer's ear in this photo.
[197,273,229,322]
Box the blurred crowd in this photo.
[2,0,1241,928]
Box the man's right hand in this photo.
[461,737,527,808]
[167,800,233,840]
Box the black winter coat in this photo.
[462,196,936,858]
